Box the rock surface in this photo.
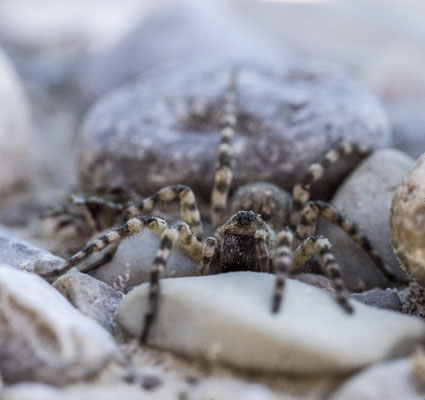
[0,47,30,196]
[53,270,122,333]
[350,289,401,312]
[0,227,64,274]
[0,265,117,384]
[390,151,425,286]
[118,272,425,375]
[318,148,413,291]
[329,359,424,400]
[78,62,391,201]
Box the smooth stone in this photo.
[78,62,391,201]
[0,265,117,385]
[390,152,425,286]
[0,227,64,275]
[0,47,30,195]
[117,272,425,375]
[76,0,283,105]
[53,270,122,334]
[317,149,413,291]
[87,229,198,290]
[329,359,424,400]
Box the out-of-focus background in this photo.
[1,0,425,197]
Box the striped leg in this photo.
[290,142,369,229]
[293,235,353,313]
[39,216,168,278]
[295,200,396,281]
[125,185,203,240]
[272,228,294,313]
[140,222,203,343]
[199,237,219,275]
[211,71,238,228]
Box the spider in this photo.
[40,70,397,343]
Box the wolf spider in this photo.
[41,71,397,343]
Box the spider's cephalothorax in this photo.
[40,70,398,343]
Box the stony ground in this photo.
[1,1,425,399]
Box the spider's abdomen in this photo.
[220,233,261,272]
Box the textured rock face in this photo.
[390,152,425,286]
[117,272,425,375]
[0,47,30,195]
[318,149,413,291]
[0,265,117,385]
[78,62,391,202]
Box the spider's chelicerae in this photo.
[41,71,397,343]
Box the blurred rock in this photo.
[76,0,283,105]
[78,62,391,202]
[0,47,30,196]
[318,148,413,291]
[390,151,425,286]
[118,272,425,375]
[329,359,424,400]
[53,270,122,334]
[0,265,117,385]
[0,227,64,275]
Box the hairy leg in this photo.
[211,70,238,228]
[140,221,202,343]
[272,228,294,313]
[292,235,353,313]
[39,216,168,278]
[295,200,396,281]
[290,142,369,229]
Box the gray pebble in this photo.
[350,290,401,312]
[53,270,122,334]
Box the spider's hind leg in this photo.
[296,200,397,282]
[293,235,353,314]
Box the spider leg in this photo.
[125,185,203,240]
[198,237,219,275]
[254,229,271,273]
[211,70,238,228]
[140,222,203,343]
[296,200,397,282]
[290,142,369,229]
[79,242,119,273]
[39,216,168,278]
[292,235,353,313]
[272,228,294,313]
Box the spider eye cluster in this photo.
[233,210,257,226]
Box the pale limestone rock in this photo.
[391,152,425,286]
[0,265,117,384]
[118,272,425,375]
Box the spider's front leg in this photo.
[39,216,168,278]
[140,221,203,343]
